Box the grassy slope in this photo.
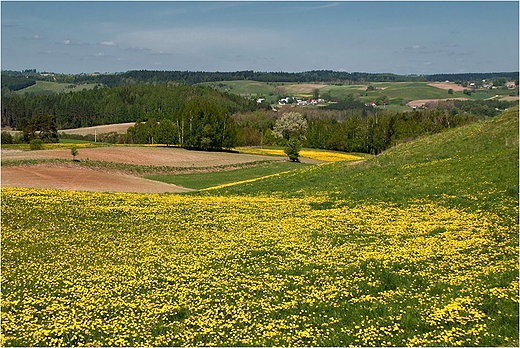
[207,107,519,212]
[144,161,313,190]
[15,81,98,95]
[2,109,518,347]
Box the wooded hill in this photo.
[1,84,262,130]
[2,69,518,154]
[2,70,518,92]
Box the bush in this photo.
[29,139,44,150]
[1,131,13,144]
[285,137,302,162]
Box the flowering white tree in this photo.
[272,112,307,142]
[273,112,307,162]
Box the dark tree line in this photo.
[305,110,477,154]
[426,72,519,83]
[68,70,520,85]
[127,100,238,150]
[63,70,431,86]
[3,69,518,92]
[1,75,36,92]
[1,84,261,130]
[4,69,519,88]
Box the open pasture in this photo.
[1,188,517,347]
[1,109,518,346]
[14,81,98,95]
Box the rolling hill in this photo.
[2,108,518,346]
[208,107,519,213]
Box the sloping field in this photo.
[1,146,285,167]
[1,109,518,346]
[1,166,192,193]
[59,122,135,135]
[428,82,466,91]
[1,147,292,192]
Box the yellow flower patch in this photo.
[1,187,517,346]
[235,147,364,162]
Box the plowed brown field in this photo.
[1,146,292,193]
[1,146,284,166]
[1,166,193,193]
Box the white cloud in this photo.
[100,41,117,46]
[63,39,71,45]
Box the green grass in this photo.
[1,108,518,346]
[205,108,519,213]
[15,81,98,95]
[145,161,312,190]
[58,138,97,144]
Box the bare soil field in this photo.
[407,98,469,107]
[1,166,192,193]
[1,146,285,167]
[428,82,466,91]
[1,146,306,193]
[59,122,135,135]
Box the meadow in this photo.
[198,80,517,111]
[1,108,518,346]
[14,81,99,95]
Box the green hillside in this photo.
[208,107,519,212]
[14,80,98,95]
[2,108,518,346]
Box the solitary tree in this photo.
[273,111,307,162]
[272,112,307,142]
[285,136,302,162]
[71,146,79,161]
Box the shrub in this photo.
[1,131,13,144]
[29,139,44,150]
[285,136,302,162]
[71,146,79,161]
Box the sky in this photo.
[1,1,519,75]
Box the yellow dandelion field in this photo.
[1,187,517,346]
[235,147,364,162]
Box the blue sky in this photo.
[1,1,518,74]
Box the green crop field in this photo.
[1,108,518,346]
[198,80,518,112]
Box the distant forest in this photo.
[2,69,518,154]
[2,70,519,91]
[1,84,263,130]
